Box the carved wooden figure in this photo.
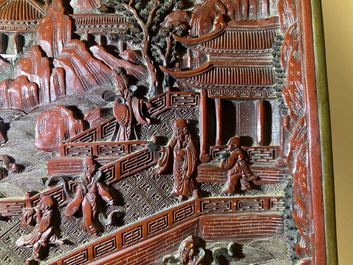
[0,0,336,264]
[16,195,63,261]
[112,68,151,141]
[159,119,198,200]
[220,136,258,193]
[64,156,115,235]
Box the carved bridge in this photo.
[45,196,284,265]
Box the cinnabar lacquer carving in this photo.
[0,0,333,264]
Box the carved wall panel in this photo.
[0,0,336,264]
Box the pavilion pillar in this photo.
[256,100,266,146]
[215,98,222,145]
[95,34,102,45]
[0,33,5,54]
[280,114,289,158]
[6,33,15,55]
[261,0,270,18]
[275,114,289,167]
[200,89,210,162]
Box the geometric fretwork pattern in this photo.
[0,219,32,265]
[200,182,287,197]
[139,108,200,143]
[45,168,178,263]
[113,168,178,224]
[0,166,179,265]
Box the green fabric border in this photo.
[310,0,338,264]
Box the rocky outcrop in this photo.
[0,0,118,111]
[35,0,72,58]
[90,45,147,81]
[54,40,112,94]
[15,45,51,104]
[84,107,109,127]
[35,105,87,151]
[0,76,39,112]
[190,0,275,37]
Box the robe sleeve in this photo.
[221,151,237,170]
[158,145,173,174]
[186,136,198,177]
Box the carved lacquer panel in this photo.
[0,0,336,264]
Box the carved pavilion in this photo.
[162,17,285,165]
[0,0,48,60]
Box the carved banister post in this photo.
[200,89,210,162]
[215,98,222,146]
[256,100,266,146]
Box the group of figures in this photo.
[16,156,120,262]
[104,67,258,199]
[158,118,258,201]
[0,0,299,264]
[14,68,259,263]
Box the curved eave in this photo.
[160,62,213,79]
[0,0,45,22]
[173,27,225,46]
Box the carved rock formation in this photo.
[35,105,87,151]
[15,45,51,104]
[54,40,112,94]
[90,45,147,81]
[70,0,101,14]
[190,0,276,37]
[84,107,109,127]
[36,0,72,58]
[0,75,39,112]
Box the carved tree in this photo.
[102,0,182,97]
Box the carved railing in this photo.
[101,149,159,184]
[197,164,286,184]
[65,118,117,143]
[209,145,279,163]
[46,196,284,265]
[60,140,149,157]
[61,92,199,148]
[0,184,70,217]
[147,91,199,118]
[48,147,158,179]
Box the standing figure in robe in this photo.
[111,68,151,141]
[65,156,114,235]
[158,119,198,200]
[220,135,258,193]
[16,195,63,260]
